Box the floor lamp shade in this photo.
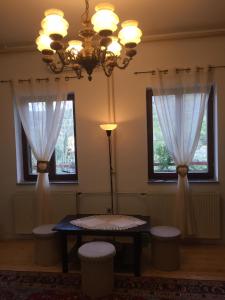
[100,123,117,136]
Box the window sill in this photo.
[17,181,79,185]
[148,179,219,184]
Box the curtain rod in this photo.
[1,64,224,83]
[0,76,79,84]
[134,65,225,75]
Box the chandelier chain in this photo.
[81,0,90,24]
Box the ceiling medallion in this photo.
[36,0,142,81]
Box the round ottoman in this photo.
[150,226,181,271]
[32,224,60,266]
[78,241,116,298]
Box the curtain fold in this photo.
[14,79,67,225]
[152,69,213,236]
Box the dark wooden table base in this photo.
[54,215,151,276]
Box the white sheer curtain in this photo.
[14,79,67,225]
[152,70,213,235]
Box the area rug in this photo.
[0,270,224,300]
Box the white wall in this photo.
[0,35,225,239]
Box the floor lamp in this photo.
[100,123,117,214]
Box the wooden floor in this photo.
[0,239,225,280]
[142,244,225,280]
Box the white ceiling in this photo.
[0,0,225,47]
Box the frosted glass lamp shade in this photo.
[91,3,119,36]
[107,37,122,56]
[100,123,117,131]
[118,20,142,47]
[41,9,69,39]
[36,31,54,54]
[66,40,83,55]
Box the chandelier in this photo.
[36,0,142,81]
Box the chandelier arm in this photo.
[101,62,114,77]
[114,57,132,70]
[72,66,83,79]
[48,61,65,74]
[98,49,107,65]
[57,51,71,66]
[103,66,113,77]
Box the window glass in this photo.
[152,96,208,173]
[55,100,76,175]
[22,94,77,181]
[147,87,214,180]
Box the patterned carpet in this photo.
[0,270,224,299]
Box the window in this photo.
[22,93,78,181]
[146,87,214,180]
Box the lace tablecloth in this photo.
[70,215,146,230]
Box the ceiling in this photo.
[0,0,225,48]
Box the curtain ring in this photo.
[37,161,49,173]
[176,165,189,177]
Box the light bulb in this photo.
[118,20,142,47]
[107,37,122,56]
[36,30,55,54]
[41,9,69,39]
[91,3,119,36]
[66,40,83,55]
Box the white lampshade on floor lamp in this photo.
[100,123,117,214]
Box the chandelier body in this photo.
[36,1,142,81]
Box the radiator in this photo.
[118,192,221,239]
[12,191,221,239]
[12,191,77,234]
[191,192,221,239]
[12,191,35,234]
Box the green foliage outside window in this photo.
[154,144,173,171]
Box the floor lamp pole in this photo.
[100,123,117,215]
[106,130,114,214]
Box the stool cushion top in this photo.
[78,241,116,260]
[150,226,181,238]
[32,224,56,237]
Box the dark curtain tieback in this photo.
[37,161,49,173]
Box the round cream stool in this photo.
[32,224,60,266]
[78,241,116,298]
[150,226,181,271]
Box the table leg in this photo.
[76,234,82,248]
[133,234,142,276]
[61,232,68,273]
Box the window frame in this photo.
[21,93,78,182]
[146,86,215,181]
